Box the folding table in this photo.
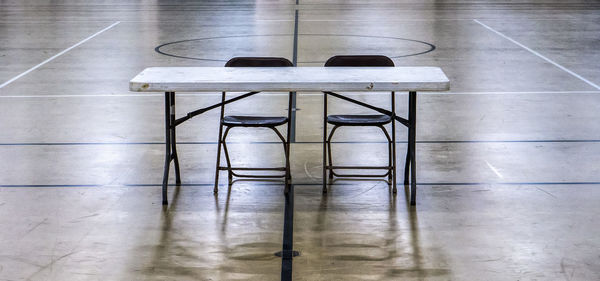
[129,67,450,205]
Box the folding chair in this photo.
[322,55,401,193]
[214,57,293,193]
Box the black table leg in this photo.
[162,91,182,205]
[408,91,417,205]
[169,91,181,184]
[391,91,397,193]
[404,149,411,185]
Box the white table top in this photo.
[129,67,450,92]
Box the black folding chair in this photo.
[214,57,293,193]
[322,55,401,193]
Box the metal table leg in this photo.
[391,91,397,193]
[162,91,181,205]
[170,91,181,184]
[408,91,417,205]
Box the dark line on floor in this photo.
[289,8,299,143]
[4,181,600,188]
[282,6,299,281]
[3,139,600,146]
[293,11,299,66]
[281,184,294,281]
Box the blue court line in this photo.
[417,182,600,186]
[2,139,600,146]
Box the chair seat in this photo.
[327,114,392,126]
[223,115,288,127]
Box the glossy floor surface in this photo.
[1,0,600,280]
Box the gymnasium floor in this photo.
[1,0,600,280]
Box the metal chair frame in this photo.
[322,92,399,193]
[214,57,293,194]
[326,124,393,179]
[322,55,408,195]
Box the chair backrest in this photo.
[220,57,294,117]
[225,57,293,67]
[324,55,394,67]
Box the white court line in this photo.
[257,19,473,22]
[0,21,121,90]
[5,18,570,24]
[485,160,504,179]
[1,90,600,98]
[0,94,162,98]
[473,19,600,90]
[419,90,600,95]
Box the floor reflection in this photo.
[136,183,282,280]
[143,185,212,280]
[294,181,450,280]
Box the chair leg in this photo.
[215,91,227,194]
[388,132,393,182]
[326,125,339,180]
[322,93,328,194]
[284,137,292,194]
[285,140,291,179]
[268,127,289,181]
[377,125,393,183]
[221,127,234,184]
[214,123,225,194]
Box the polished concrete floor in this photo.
[1,0,600,280]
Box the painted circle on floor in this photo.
[155,34,435,63]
